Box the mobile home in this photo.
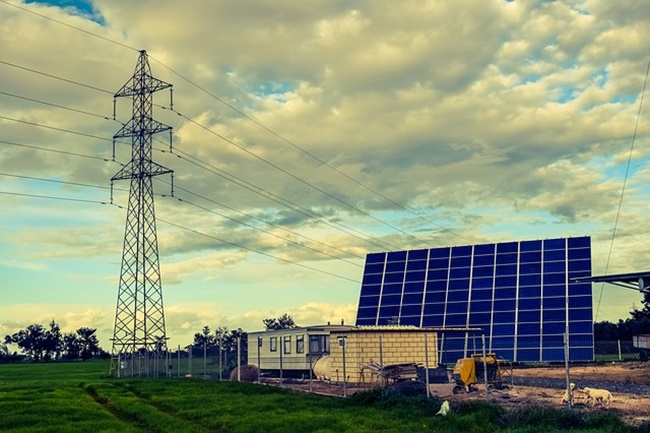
[247,324,355,376]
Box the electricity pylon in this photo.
[109,50,173,377]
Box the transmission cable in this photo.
[594,58,650,320]
[167,147,401,251]
[0,0,138,53]
[167,194,362,267]
[157,217,360,284]
[168,107,431,247]
[2,0,460,248]
[0,59,113,94]
[1,103,396,252]
[0,90,113,120]
[155,178,363,262]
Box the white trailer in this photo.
[247,324,355,376]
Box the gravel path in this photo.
[512,376,650,396]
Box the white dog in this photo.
[583,387,612,407]
[560,383,576,405]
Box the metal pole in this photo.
[203,342,207,378]
[237,337,241,382]
[219,343,222,381]
[340,336,347,397]
[257,337,261,382]
[563,332,572,408]
[177,345,180,378]
[188,345,192,377]
[309,352,313,393]
[618,339,622,361]
[481,334,489,396]
[424,334,430,399]
[379,335,384,387]
[279,342,283,386]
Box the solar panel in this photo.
[355,236,594,363]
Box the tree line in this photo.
[1,314,297,364]
[2,320,104,362]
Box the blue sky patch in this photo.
[25,0,104,25]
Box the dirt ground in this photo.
[268,362,650,426]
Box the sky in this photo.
[1,0,650,351]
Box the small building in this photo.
[247,325,477,383]
[328,326,439,384]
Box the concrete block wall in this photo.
[328,331,438,384]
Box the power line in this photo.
[168,107,433,248]
[0,138,121,164]
[1,128,365,264]
[0,90,113,120]
[0,0,137,53]
[0,115,114,143]
[152,62,469,245]
[0,59,113,94]
[169,147,402,251]
[594,58,650,321]
[0,172,129,193]
[165,191,362,267]
[0,2,449,248]
[0,190,111,206]
[1,103,395,252]
[157,217,360,284]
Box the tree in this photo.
[263,313,297,330]
[76,327,100,361]
[62,333,80,360]
[631,291,650,322]
[5,324,46,361]
[193,325,215,347]
[43,320,62,361]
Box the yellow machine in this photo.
[452,353,507,393]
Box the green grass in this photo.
[0,361,648,433]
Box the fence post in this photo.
[379,335,384,387]
[563,332,572,408]
[218,342,222,380]
[257,337,261,382]
[203,342,207,378]
[339,336,347,397]
[618,340,622,361]
[188,345,192,377]
[237,337,241,382]
[481,334,489,396]
[177,345,181,378]
[424,334,430,399]
[279,344,283,386]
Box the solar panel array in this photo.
[355,236,594,363]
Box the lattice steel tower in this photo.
[109,50,174,377]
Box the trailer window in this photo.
[270,337,277,352]
[296,335,305,354]
[283,336,292,354]
[309,335,330,354]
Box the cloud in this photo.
[2,0,650,332]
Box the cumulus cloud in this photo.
[2,0,650,330]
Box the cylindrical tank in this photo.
[312,355,331,380]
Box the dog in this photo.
[560,383,576,405]
[583,387,612,407]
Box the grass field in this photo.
[0,361,648,433]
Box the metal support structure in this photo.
[109,50,174,377]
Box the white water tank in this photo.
[312,355,331,380]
